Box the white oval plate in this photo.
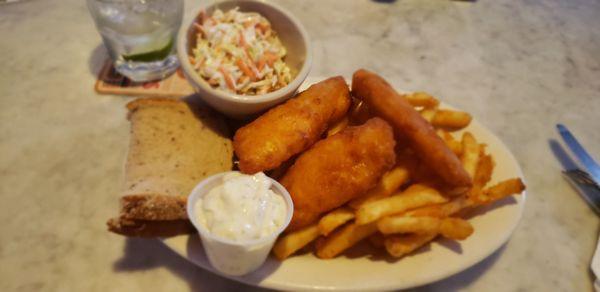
[161,77,526,291]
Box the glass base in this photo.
[114,54,179,82]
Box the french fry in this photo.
[439,218,474,240]
[402,204,445,218]
[405,92,440,108]
[460,132,480,179]
[318,207,355,236]
[405,195,472,218]
[384,233,437,258]
[348,163,412,209]
[272,224,320,260]
[477,178,525,204]
[437,129,463,156]
[355,184,448,225]
[468,152,495,201]
[431,110,472,129]
[316,222,378,259]
[419,106,438,123]
[474,153,494,189]
[378,215,473,240]
[327,116,349,137]
[378,216,442,235]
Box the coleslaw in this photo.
[190,8,293,95]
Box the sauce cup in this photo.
[186,171,294,276]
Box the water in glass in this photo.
[87,0,183,82]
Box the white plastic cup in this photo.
[186,171,294,276]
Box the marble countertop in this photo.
[1,0,599,291]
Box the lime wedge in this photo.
[122,39,174,62]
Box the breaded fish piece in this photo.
[352,69,472,192]
[234,76,351,174]
[281,118,397,231]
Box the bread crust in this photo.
[107,217,195,238]
[119,194,188,221]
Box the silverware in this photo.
[562,169,600,215]
[557,124,600,184]
[555,124,600,215]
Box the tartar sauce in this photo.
[194,172,287,241]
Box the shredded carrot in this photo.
[256,57,266,71]
[237,33,246,48]
[236,58,257,81]
[264,52,278,67]
[219,67,236,90]
[245,55,260,77]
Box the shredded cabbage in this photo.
[191,7,293,95]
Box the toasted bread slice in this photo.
[107,97,233,237]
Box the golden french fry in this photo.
[403,204,445,218]
[437,129,463,156]
[441,196,474,216]
[348,163,412,209]
[460,132,480,179]
[384,233,437,258]
[405,195,472,218]
[355,184,448,225]
[419,106,438,123]
[431,110,472,129]
[378,215,473,240]
[315,222,378,259]
[477,178,526,204]
[377,216,442,235]
[468,152,494,201]
[327,116,349,137]
[439,218,474,240]
[474,152,494,189]
[272,224,320,260]
[318,207,355,236]
[405,92,440,108]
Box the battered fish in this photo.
[352,69,472,192]
[234,76,351,174]
[281,118,397,231]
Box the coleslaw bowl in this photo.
[177,0,312,119]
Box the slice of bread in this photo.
[107,97,233,237]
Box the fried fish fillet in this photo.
[352,69,472,192]
[280,118,397,231]
[234,76,351,174]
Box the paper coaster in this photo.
[94,60,195,98]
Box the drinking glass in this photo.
[87,0,183,82]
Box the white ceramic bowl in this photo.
[177,0,312,119]
[186,171,294,276]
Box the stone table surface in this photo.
[1,0,599,291]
